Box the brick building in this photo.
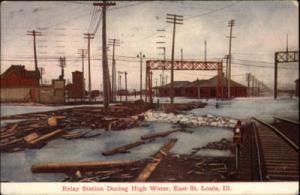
[65,71,84,99]
[0,65,40,88]
[0,65,40,102]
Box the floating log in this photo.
[27,129,65,145]
[102,140,146,156]
[31,160,139,173]
[140,129,181,140]
[135,138,177,182]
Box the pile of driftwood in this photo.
[0,104,151,152]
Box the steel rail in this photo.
[252,117,299,151]
[273,116,299,126]
[251,121,263,181]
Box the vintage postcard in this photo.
[0,1,299,195]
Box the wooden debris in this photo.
[31,160,139,173]
[23,132,40,143]
[135,138,177,181]
[141,129,181,140]
[27,129,65,145]
[102,140,146,156]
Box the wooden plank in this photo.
[141,129,181,140]
[28,129,65,145]
[31,160,138,173]
[135,138,177,182]
[102,140,146,156]
[24,132,40,143]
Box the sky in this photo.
[1,1,299,90]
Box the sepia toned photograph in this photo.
[0,1,298,194]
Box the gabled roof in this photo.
[161,81,191,88]
[1,65,40,79]
[185,75,246,88]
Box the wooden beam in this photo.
[102,140,146,156]
[32,160,138,173]
[135,138,177,181]
[141,129,181,140]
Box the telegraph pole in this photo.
[166,13,183,104]
[246,73,251,97]
[94,1,116,112]
[84,33,94,102]
[125,71,128,102]
[78,49,86,101]
[204,40,207,62]
[137,52,145,100]
[165,75,168,85]
[108,38,120,102]
[227,19,235,98]
[252,75,255,97]
[181,48,183,65]
[118,73,122,101]
[27,30,42,71]
[157,29,166,87]
[27,30,42,84]
[58,56,66,80]
[159,74,162,86]
[224,55,229,98]
[39,67,44,85]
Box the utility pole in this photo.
[78,49,87,101]
[204,40,207,62]
[58,56,66,80]
[157,29,166,86]
[118,71,128,102]
[118,73,122,102]
[125,72,128,102]
[181,48,183,65]
[108,38,120,102]
[27,30,42,83]
[252,75,255,97]
[94,1,116,112]
[159,74,162,86]
[84,33,94,102]
[224,55,229,98]
[226,19,235,99]
[246,73,251,97]
[166,13,183,104]
[39,67,44,85]
[165,75,168,85]
[137,52,145,100]
[286,34,289,54]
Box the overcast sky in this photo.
[1,1,299,90]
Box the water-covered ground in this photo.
[0,122,232,182]
[1,96,298,182]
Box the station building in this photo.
[155,75,248,98]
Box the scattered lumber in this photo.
[102,140,146,156]
[135,138,177,181]
[140,129,181,140]
[27,129,65,145]
[31,160,139,173]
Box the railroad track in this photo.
[251,117,299,181]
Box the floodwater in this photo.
[1,96,298,182]
[0,122,232,182]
